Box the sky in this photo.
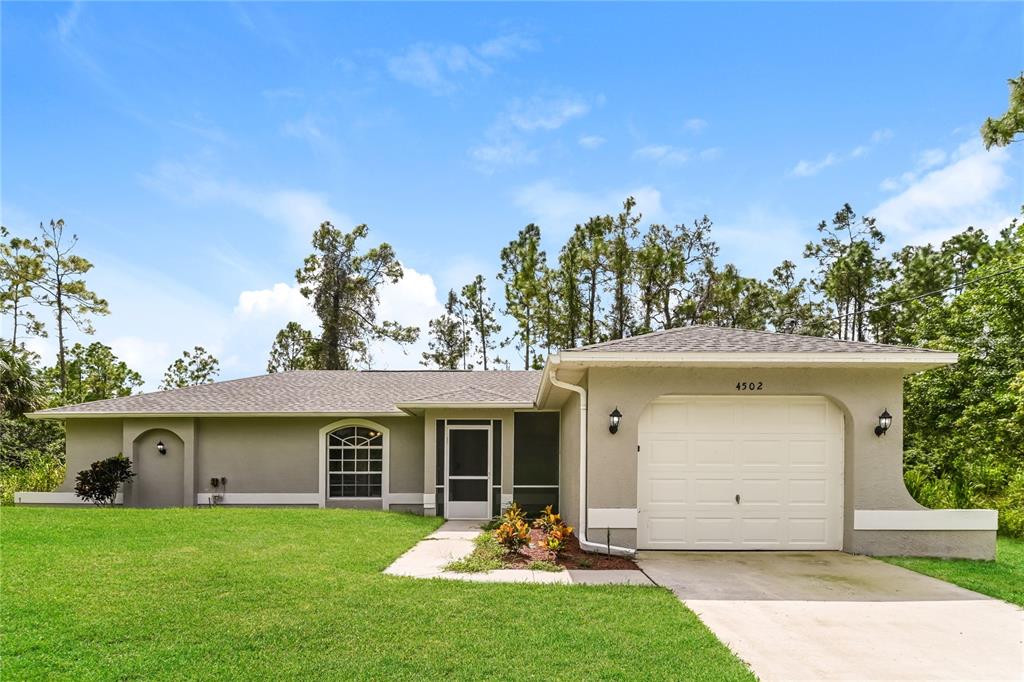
[2,2,1022,389]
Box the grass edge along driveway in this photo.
[881,535,1024,607]
[3,507,753,681]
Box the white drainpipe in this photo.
[547,362,636,558]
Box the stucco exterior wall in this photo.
[58,419,123,492]
[582,365,993,558]
[52,415,424,508]
[558,391,581,529]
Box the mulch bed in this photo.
[501,528,639,571]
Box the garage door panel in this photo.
[789,439,833,467]
[648,478,688,504]
[647,517,688,544]
[648,438,689,466]
[693,478,736,505]
[693,516,737,545]
[638,396,843,550]
[740,517,782,545]
[788,518,830,546]
[789,478,829,505]
[740,478,784,505]
[739,439,787,467]
[693,439,734,466]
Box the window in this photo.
[327,426,383,498]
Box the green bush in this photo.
[74,454,134,506]
[0,452,65,505]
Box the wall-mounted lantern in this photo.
[874,409,893,437]
[609,407,622,434]
[156,441,167,455]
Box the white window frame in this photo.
[318,418,390,508]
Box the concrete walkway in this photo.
[384,520,652,585]
[638,551,1024,681]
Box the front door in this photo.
[446,424,491,519]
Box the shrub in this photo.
[543,523,575,556]
[494,518,531,554]
[533,504,563,532]
[74,454,134,506]
[500,501,526,524]
[0,451,66,505]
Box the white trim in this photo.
[555,350,958,368]
[195,492,319,505]
[29,411,407,420]
[318,418,391,509]
[386,493,424,505]
[396,402,534,409]
[444,423,492,519]
[512,484,559,489]
[500,493,514,507]
[854,509,997,531]
[588,508,639,529]
[15,491,122,505]
[422,492,436,509]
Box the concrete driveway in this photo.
[638,551,1024,681]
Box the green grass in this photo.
[2,508,752,681]
[443,531,504,573]
[881,536,1024,606]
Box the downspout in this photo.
[547,361,636,557]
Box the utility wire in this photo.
[823,262,1024,322]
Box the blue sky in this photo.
[2,2,1022,388]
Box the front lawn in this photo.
[2,508,752,680]
[881,536,1024,607]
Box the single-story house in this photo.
[19,326,997,559]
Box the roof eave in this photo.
[26,410,410,420]
[554,350,958,370]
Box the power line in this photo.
[824,262,1024,322]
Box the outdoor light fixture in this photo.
[609,407,622,434]
[874,409,893,437]
[156,441,167,455]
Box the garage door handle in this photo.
[735,494,740,504]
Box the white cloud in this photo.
[235,282,318,326]
[141,161,348,242]
[790,128,894,177]
[880,148,949,192]
[634,144,690,164]
[790,153,837,177]
[871,142,1014,245]
[387,43,491,95]
[699,147,723,161]
[470,93,594,171]
[578,134,606,149]
[282,114,325,143]
[476,34,538,59]
[506,95,590,131]
[514,181,663,235]
[683,118,708,133]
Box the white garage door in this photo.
[637,396,844,550]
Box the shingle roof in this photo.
[567,325,945,354]
[33,370,542,416]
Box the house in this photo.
[18,326,997,559]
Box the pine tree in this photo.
[460,275,500,370]
[421,290,471,370]
[498,224,546,369]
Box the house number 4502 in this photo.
[736,381,764,391]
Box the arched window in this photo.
[326,425,384,498]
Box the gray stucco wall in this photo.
[53,415,424,508]
[582,365,993,558]
[58,419,122,492]
[558,391,581,529]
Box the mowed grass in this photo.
[2,508,752,681]
[881,536,1024,607]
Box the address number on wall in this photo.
[736,381,764,391]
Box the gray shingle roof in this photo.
[567,325,946,354]
[34,370,542,416]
